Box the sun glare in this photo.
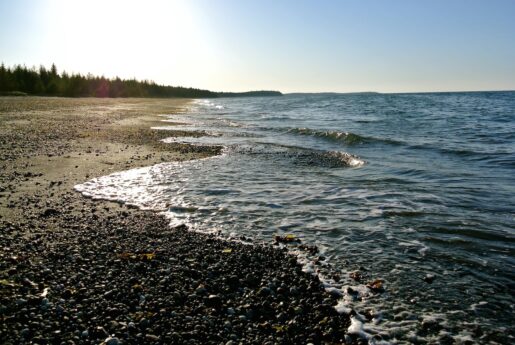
[41,0,211,86]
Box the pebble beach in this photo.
[0,97,357,345]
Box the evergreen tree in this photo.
[0,62,280,98]
[0,63,7,92]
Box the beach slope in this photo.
[0,97,354,344]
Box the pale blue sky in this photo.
[1,0,514,92]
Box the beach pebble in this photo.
[145,334,160,341]
[105,336,120,345]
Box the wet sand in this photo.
[0,97,356,344]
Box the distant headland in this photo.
[0,63,282,99]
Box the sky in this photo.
[0,0,514,93]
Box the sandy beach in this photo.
[0,97,356,345]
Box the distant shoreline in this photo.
[0,90,283,99]
[0,63,281,99]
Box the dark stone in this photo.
[205,294,222,308]
[41,208,60,217]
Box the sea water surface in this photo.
[76,92,515,344]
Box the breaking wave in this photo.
[286,127,401,146]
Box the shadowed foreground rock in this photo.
[0,195,357,345]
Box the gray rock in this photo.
[139,318,150,330]
[20,328,30,338]
[145,334,160,341]
[16,298,27,306]
[105,336,120,345]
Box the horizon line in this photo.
[283,89,515,95]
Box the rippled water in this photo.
[76,92,515,344]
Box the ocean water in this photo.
[76,92,515,344]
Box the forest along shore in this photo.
[0,97,358,345]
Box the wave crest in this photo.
[233,144,364,168]
[299,150,365,167]
[287,128,368,145]
[287,127,402,146]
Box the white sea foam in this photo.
[348,317,368,339]
[194,99,224,110]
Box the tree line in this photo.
[0,63,217,98]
